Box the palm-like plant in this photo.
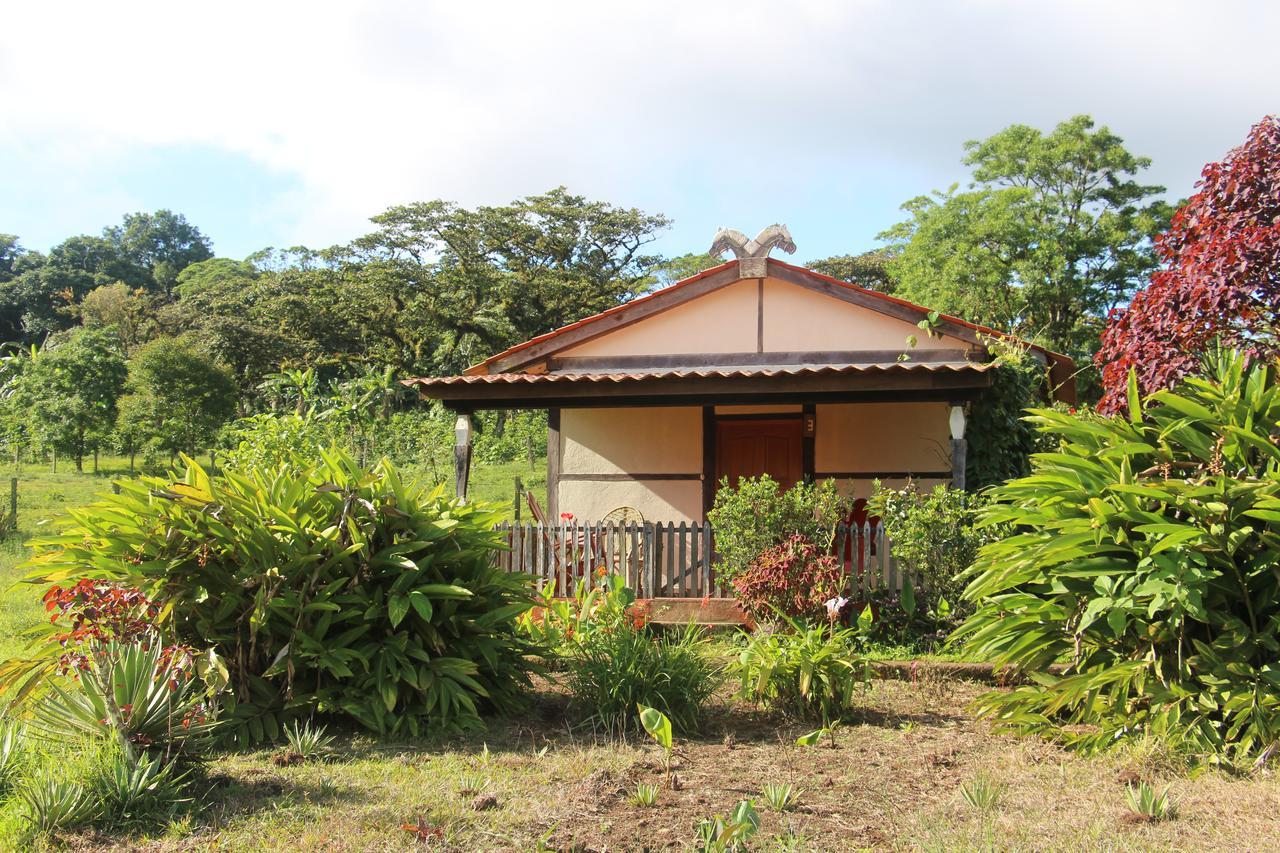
[33,642,218,762]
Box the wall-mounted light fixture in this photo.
[949,405,966,441]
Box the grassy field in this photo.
[2,460,1279,850]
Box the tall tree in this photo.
[105,209,214,297]
[117,335,238,459]
[79,282,153,354]
[1096,116,1280,413]
[881,115,1171,390]
[1,211,212,345]
[806,250,895,292]
[355,187,671,372]
[16,327,127,470]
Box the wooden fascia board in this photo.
[484,265,745,374]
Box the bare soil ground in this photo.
[74,676,1280,852]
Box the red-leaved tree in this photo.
[1096,116,1280,413]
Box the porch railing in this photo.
[492,520,916,599]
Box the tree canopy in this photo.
[880,115,1172,395]
[1095,116,1280,413]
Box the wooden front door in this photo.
[715,418,804,491]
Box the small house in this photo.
[405,227,1073,602]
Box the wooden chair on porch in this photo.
[524,492,614,595]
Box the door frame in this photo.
[701,404,816,517]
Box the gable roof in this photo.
[460,257,1076,403]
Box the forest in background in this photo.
[0,115,1172,472]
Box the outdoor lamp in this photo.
[949,405,966,441]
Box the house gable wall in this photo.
[556,275,961,361]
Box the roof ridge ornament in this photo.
[709,224,796,278]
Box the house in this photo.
[405,226,1075,529]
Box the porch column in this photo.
[949,404,967,491]
[454,413,473,502]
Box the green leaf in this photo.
[408,590,434,622]
[388,594,410,628]
[638,705,672,750]
[795,729,825,746]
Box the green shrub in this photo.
[955,350,1280,759]
[20,449,536,744]
[869,482,1000,605]
[731,534,844,623]
[733,619,868,724]
[707,476,850,585]
[217,413,340,470]
[517,571,645,656]
[565,624,719,736]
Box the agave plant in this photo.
[0,719,25,792]
[955,350,1280,760]
[760,781,800,812]
[959,775,1004,813]
[96,752,190,829]
[283,720,335,761]
[18,773,98,835]
[32,641,218,762]
[1125,781,1175,822]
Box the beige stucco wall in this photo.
[557,407,703,523]
[561,279,759,357]
[561,407,701,474]
[761,278,954,352]
[558,479,703,523]
[815,402,951,474]
[556,275,962,360]
[553,402,953,521]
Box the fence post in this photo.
[513,477,523,522]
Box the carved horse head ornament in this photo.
[708,224,797,259]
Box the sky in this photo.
[2,0,1277,264]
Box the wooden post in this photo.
[949,404,967,491]
[513,477,523,522]
[7,477,15,530]
[454,413,473,502]
[546,408,561,520]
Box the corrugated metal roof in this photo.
[405,360,994,388]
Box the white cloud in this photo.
[2,0,1277,254]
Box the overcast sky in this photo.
[2,1,1277,263]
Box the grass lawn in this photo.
[18,676,1274,851]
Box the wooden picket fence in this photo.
[492,520,915,599]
